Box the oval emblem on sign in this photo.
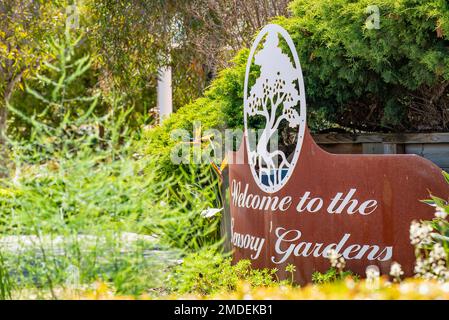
[243,24,307,193]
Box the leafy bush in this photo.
[312,268,359,285]
[169,249,282,295]
[0,251,11,299]
[0,114,185,297]
[141,161,222,252]
[410,172,449,282]
[148,0,449,134]
[140,50,249,171]
[0,31,222,298]
[137,51,251,217]
[0,100,187,297]
[281,0,449,132]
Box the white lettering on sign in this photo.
[231,179,378,216]
[271,227,393,264]
[231,219,265,260]
[327,189,378,215]
[231,180,292,212]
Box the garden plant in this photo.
[0,0,448,301]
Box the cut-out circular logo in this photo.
[243,24,306,193]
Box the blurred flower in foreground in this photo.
[366,265,380,290]
[435,206,448,219]
[410,220,432,246]
[327,249,346,273]
[389,262,404,283]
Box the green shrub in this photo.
[138,52,251,216]
[0,104,187,297]
[312,268,359,285]
[0,30,222,298]
[140,50,249,173]
[169,249,281,295]
[411,171,449,282]
[0,251,12,299]
[146,0,449,135]
[281,0,449,132]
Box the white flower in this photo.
[414,243,449,282]
[366,269,380,279]
[409,221,420,244]
[336,257,346,270]
[365,265,380,290]
[441,270,449,281]
[433,264,446,277]
[366,267,380,280]
[435,207,448,219]
[200,207,223,218]
[414,257,428,275]
[327,249,340,268]
[325,248,346,271]
[429,243,447,261]
[409,220,433,246]
[389,262,404,279]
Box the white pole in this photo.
[157,66,173,122]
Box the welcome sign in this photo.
[227,24,449,284]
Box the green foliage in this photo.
[0,101,184,297]
[312,267,359,285]
[9,30,100,138]
[137,95,225,246]
[149,165,222,251]
[0,33,222,297]
[0,251,12,299]
[136,54,249,213]
[140,99,224,177]
[421,177,449,252]
[279,0,449,131]
[410,172,449,282]
[137,52,252,223]
[207,50,249,131]
[157,0,449,133]
[0,1,68,104]
[85,0,289,114]
[138,50,250,197]
[169,249,280,295]
[140,50,249,160]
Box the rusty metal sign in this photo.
[227,24,449,284]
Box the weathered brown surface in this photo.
[319,143,363,155]
[313,132,449,144]
[228,128,449,285]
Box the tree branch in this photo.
[269,91,287,128]
[4,68,25,103]
[273,114,287,132]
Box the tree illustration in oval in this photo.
[244,24,306,193]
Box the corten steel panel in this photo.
[227,128,449,285]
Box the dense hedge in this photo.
[144,0,449,174]
[146,0,449,139]
[284,0,449,132]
